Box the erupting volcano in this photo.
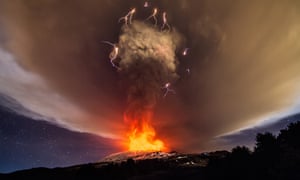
[104,18,182,152]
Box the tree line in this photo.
[206,121,300,179]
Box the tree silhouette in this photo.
[254,132,278,154]
[278,121,300,149]
[231,146,251,157]
[276,121,300,179]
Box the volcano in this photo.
[0,151,218,180]
[101,151,180,162]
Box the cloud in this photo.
[1,0,300,151]
[0,48,119,137]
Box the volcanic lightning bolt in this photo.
[161,12,171,32]
[162,82,176,97]
[146,8,158,26]
[119,8,136,26]
[104,8,183,152]
[101,41,120,69]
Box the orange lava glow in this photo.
[124,113,167,152]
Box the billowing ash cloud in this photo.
[1,0,300,151]
[0,47,114,137]
[116,21,182,124]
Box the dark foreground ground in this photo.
[1,149,299,180]
[1,121,300,180]
[0,151,219,180]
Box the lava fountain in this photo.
[125,111,167,152]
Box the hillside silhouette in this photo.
[1,121,300,180]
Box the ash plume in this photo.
[116,21,182,129]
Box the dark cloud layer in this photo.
[1,0,300,151]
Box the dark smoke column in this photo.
[116,21,182,151]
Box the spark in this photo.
[162,82,176,97]
[161,12,171,32]
[182,48,189,56]
[146,8,158,26]
[144,1,149,8]
[119,8,136,26]
[101,41,119,69]
[186,68,190,74]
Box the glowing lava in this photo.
[128,122,166,152]
[125,113,167,152]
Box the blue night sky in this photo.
[0,106,118,173]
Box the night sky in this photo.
[0,105,118,173]
[1,0,300,173]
